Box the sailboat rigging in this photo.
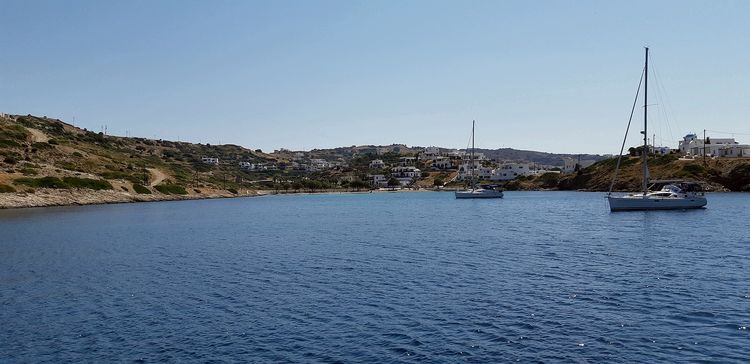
[455,120,504,199]
[606,47,707,211]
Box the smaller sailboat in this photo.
[455,120,503,199]
[607,47,707,211]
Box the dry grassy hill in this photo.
[545,154,750,192]
[0,114,279,206]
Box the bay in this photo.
[1,191,749,362]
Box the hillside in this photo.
[0,114,274,207]
[2,113,747,208]
[511,154,750,192]
[473,148,606,166]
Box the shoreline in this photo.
[0,189,258,210]
[1,187,741,210]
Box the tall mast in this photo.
[642,47,649,195]
[471,120,475,189]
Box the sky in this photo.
[1,0,749,154]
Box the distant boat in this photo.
[455,120,503,199]
[607,47,707,211]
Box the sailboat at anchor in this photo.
[607,47,707,211]
[455,120,504,199]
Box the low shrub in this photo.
[132,184,152,194]
[14,176,113,190]
[154,183,188,195]
[682,164,706,176]
[62,177,113,190]
[15,176,67,189]
[20,167,39,176]
[0,184,16,193]
[32,142,54,150]
[227,188,238,194]
[0,139,21,148]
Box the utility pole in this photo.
[703,129,707,165]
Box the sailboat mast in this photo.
[642,47,649,195]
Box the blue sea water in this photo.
[1,191,749,363]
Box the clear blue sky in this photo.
[1,0,748,154]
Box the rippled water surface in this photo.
[2,191,750,362]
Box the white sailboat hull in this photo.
[455,189,504,199]
[607,195,706,211]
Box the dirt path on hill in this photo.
[147,168,169,186]
[26,128,49,143]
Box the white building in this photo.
[489,163,532,181]
[679,134,747,157]
[240,162,277,171]
[369,174,387,187]
[398,156,417,166]
[431,156,452,170]
[719,145,750,158]
[201,157,219,165]
[447,149,465,159]
[310,158,331,170]
[391,166,421,179]
[562,159,578,174]
[369,159,385,169]
[422,146,441,158]
[651,146,671,155]
[458,162,493,181]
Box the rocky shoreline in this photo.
[0,189,259,209]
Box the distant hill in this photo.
[473,148,607,166]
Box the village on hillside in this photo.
[2,114,750,208]
[203,132,750,190]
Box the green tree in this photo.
[433,177,444,187]
[350,180,368,191]
[387,177,400,188]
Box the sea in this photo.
[1,191,749,362]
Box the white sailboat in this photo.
[455,120,504,199]
[607,47,707,211]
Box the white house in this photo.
[431,156,452,170]
[201,157,219,165]
[447,149,465,159]
[391,166,421,179]
[369,174,388,187]
[369,159,385,169]
[562,159,578,173]
[422,146,441,158]
[458,162,493,181]
[310,158,331,170]
[679,134,745,157]
[398,157,417,166]
[719,145,750,158]
[488,163,531,180]
[240,162,277,171]
[651,146,671,155]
